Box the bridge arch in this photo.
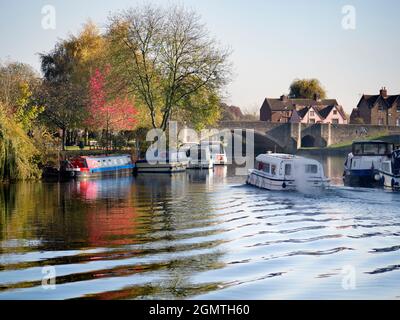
[301,135,316,148]
[300,134,327,148]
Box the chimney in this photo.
[280,94,287,101]
[380,87,388,98]
[313,93,320,101]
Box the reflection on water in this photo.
[0,156,400,299]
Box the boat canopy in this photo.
[352,141,394,156]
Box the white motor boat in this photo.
[208,141,228,165]
[136,149,187,173]
[343,141,394,187]
[247,153,330,191]
[377,149,400,191]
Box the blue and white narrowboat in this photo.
[63,154,135,179]
[377,149,400,191]
[247,153,329,191]
[343,141,394,187]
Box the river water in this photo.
[0,155,399,300]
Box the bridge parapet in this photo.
[218,121,400,152]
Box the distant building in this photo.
[260,94,347,124]
[350,88,400,126]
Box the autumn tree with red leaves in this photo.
[86,67,137,149]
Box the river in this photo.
[0,154,399,299]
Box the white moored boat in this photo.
[247,153,330,191]
[135,149,187,173]
[208,141,228,165]
[186,144,214,169]
[377,149,400,191]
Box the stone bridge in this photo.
[216,121,400,154]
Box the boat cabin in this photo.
[255,154,322,179]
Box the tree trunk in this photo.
[61,128,66,151]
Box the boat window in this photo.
[363,143,379,155]
[305,164,318,174]
[353,144,363,155]
[285,164,292,176]
[264,163,270,173]
[271,165,276,175]
[257,161,264,171]
[378,144,388,155]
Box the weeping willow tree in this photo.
[0,106,41,182]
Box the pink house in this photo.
[292,105,347,124]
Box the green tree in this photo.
[107,4,231,131]
[177,88,221,131]
[289,78,327,99]
[0,104,41,181]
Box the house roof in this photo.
[294,104,346,121]
[360,94,400,108]
[264,97,339,111]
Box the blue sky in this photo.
[1,0,399,113]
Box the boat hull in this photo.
[135,161,187,173]
[343,169,382,188]
[187,161,213,169]
[246,170,328,191]
[68,165,135,179]
[377,171,400,191]
[213,155,228,165]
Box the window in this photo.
[332,119,339,124]
[353,144,363,155]
[309,119,316,124]
[397,106,400,113]
[271,165,276,175]
[264,163,270,173]
[305,164,318,174]
[363,143,379,155]
[397,118,400,127]
[333,110,338,115]
[284,164,292,176]
[378,118,384,125]
[378,105,384,111]
[310,111,315,117]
